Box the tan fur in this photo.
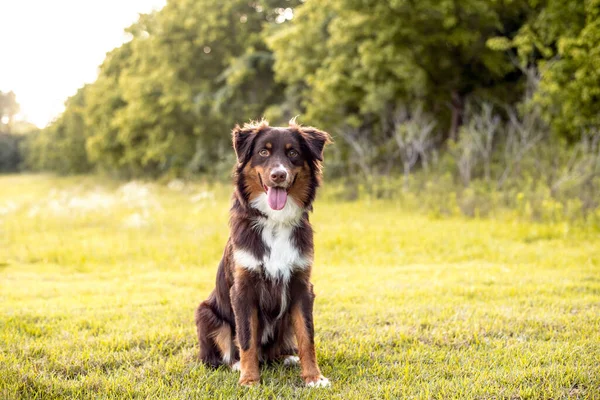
[242,163,267,201]
[238,308,260,386]
[287,161,312,207]
[291,304,322,384]
[212,325,233,364]
[242,119,270,131]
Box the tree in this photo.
[84,43,132,175]
[81,0,299,177]
[535,0,600,140]
[0,91,20,134]
[0,91,26,172]
[493,0,594,140]
[25,86,91,174]
[269,0,529,143]
[28,0,600,184]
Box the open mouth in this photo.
[258,173,297,211]
[263,185,288,211]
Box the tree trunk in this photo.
[449,91,464,141]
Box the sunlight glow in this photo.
[0,0,166,128]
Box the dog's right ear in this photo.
[232,125,257,164]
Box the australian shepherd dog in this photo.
[194,120,332,387]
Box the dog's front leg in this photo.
[231,279,260,386]
[290,281,330,387]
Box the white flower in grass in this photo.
[27,205,40,218]
[119,181,160,210]
[123,212,150,228]
[67,192,115,212]
[167,179,185,191]
[0,201,19,216]
[190,191,214,203]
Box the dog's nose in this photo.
[270,170,287,184]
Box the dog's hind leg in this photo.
[195,299,235,367]
[211,323,237,366]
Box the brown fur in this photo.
[292,302,321,383]
[237,308,260,385]
[195,120,332,386]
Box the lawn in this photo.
[1,174,599,399]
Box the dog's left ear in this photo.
[232,125,257,164]
[300,127,333,161]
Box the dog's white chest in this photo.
[233,194,310,281]
[258,221,308,281]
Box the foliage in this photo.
[501,0,598,140]
[0,91,20,134]
[83,0,297,178]
[536,1,600,140]
[0,134,23,172]
[0,92,36,172]
[24,86,91,174]
[1,175,599,398]
[269,0,527,140]
[21,1,299,178]
[15,0,600,216]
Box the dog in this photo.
[194,119,332,387]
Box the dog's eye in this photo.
[259,149,270,157]
[288,150,298,158]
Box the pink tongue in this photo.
[267,187,287,210]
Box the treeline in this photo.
[1,90,30,172]
[14,0,600,220]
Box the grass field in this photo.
[1,174,599,399]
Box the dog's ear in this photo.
[300,127,333,162]
[232,125,258,164]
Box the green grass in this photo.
[1,174,599,399]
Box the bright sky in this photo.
[0,0,166,128]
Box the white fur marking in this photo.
[222,352,231,365]
[277,281,289,319]
[306,376,330,388]
[261,323,274,344]
[235,194,310,283]
[233,249,261,271]
[259,220,309,282]
[231,361,241,371]
[283,355,300,366]
[271,164,291,185]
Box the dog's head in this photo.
[232,120,332,211]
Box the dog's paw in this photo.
[238,374,260,386]
[305,375,330,388]
[283,356,300,366]
[230,361,241,372]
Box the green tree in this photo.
[532,0,599,140]
[0,91,27,172]
[25,86,91,174]
[81,0,298,177]
[84,42,132,175]
[269,0,529,142]
[0,91,20,134]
